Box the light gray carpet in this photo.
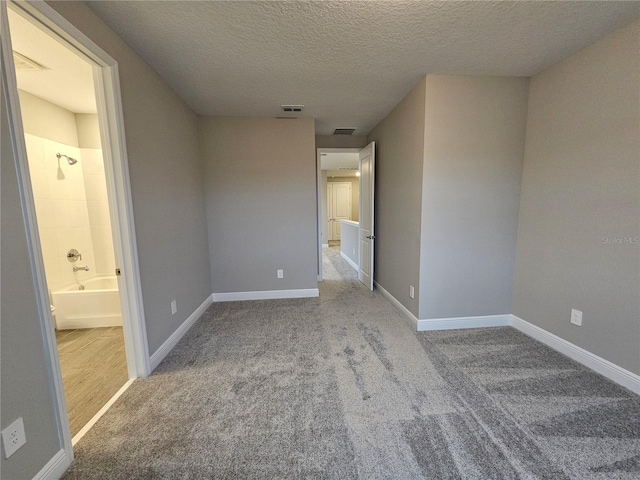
[63,247,640,479]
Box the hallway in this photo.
[322,246,358,281]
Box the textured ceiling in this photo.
[86,1,639,135]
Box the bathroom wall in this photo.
[24,132,94,290]
[19,90,114,291]
[76,111,116,277]
[81,147,116,276]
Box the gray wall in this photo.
[367,77,426,317]
[1,79,61,480]
[315,135,368,149]
[419,75,529,319]
[513,20,640,374]
[200,116,318,293]
[49,1,212,355]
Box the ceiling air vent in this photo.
[338,167,358,171]
[281,105,304,113]
[13,51,46,71]
[333,128,357,136]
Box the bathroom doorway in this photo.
[4,2,149,447]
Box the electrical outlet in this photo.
[409,285,415,299]
[277,269,284,279]
[2,418,26,458]
[352,248,356,256]
[171,300,177,315]
[570,309,582,326]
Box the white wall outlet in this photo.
[277,269,284,279]
[171,300,177,315]
[2,418,26,458]
[409,285,415,299]
[570,309,582,326]
[352,248,356,256]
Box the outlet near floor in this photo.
[2,418,26,458]
[570,309,582,326]
[409,285,415,299]
[277,269,284,279]
[171,300,177,315]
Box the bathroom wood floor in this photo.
[55,327,128,437]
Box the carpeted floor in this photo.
[63,247,640,479]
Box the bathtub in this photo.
[50,275,122,330]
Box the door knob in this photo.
[366,235,376,240]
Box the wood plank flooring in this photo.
[55,327,128,437]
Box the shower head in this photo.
[56,153,78,165]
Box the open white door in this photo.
[358,142,375,290]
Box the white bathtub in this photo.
[51,276,122,330]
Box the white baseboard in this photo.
[32,448,71,480]
[374,281,419,329]
[322,243,329,249]
[373,282,639,394]
[149,294,213,371]
[511,315,640,395]
[340,251,359,272]
[212,289,319,302]
[418,314,511,331]
[56,314,122,330]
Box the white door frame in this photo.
[358,142,375,290]
[1,0,150,464]
[316,147,360,281]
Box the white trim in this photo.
[418,314,511,331]
[511,315,640,395]
[32,449,71,480]
[72,378,134,445]
[375,281,510,332]
[374,282,419,329]
[56,315,122,330]
[374,283,639,394]
[322,243,329,249]
[212,288,319,302]
[149,295,213,371]
[316,149,323,283]
[340,251,359,272]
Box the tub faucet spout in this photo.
[73,266,90,272]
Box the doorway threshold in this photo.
[72,378,134,446]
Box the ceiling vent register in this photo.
[333,128,356,136]
[13,51,47,71]
[281,105,304,112]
